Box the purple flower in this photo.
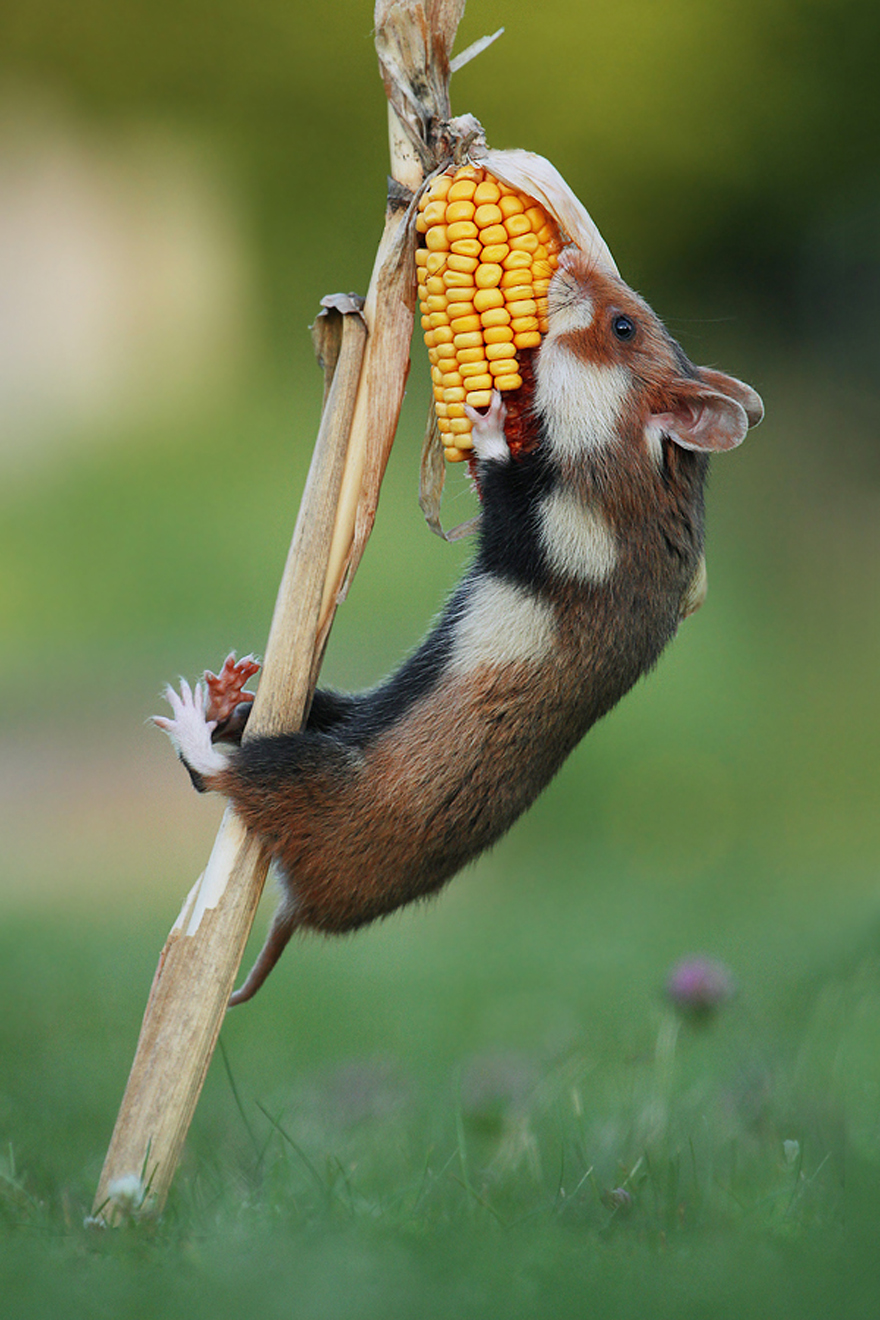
[665,956,734,1020]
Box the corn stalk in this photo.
[91,0,494,1226]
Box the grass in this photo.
[1,350,879,1316]
[1,886,879,1318]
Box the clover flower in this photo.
[665,956,734,1021]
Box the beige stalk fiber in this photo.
[92,0,476,1225]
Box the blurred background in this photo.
[0,0,879,1274]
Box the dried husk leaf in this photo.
[472,145,618,275]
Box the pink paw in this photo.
[204,652,260,723]
[152,678,229,778]
[464,390,510,463]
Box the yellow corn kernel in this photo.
[473,180,501,205]
[421,173,452,203]
[481,306,511,328]
[504,213,532,238]
[466,389,493,408]
[489,358,517,377]
[502,251,533,272]
[450,238,482,258]
[444,268,476,289]
[501,277,532,297]
[447,178,478,202]
[509,232,540,254]
[447,220,479,242]
[474,203,503,227]
[475,264,503,289]
[446,199,476,223]
[473,288,504,312]
[416,164,563,457]
[479,223,508,247]
[425,228,449,253]
[498,194,525,218]
[423,199,449,227]
[486,341,517,362]
[514,330,542,349]
[450,314,481,334]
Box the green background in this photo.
[1,1,878,1313]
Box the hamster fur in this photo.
[155,250,763,1004]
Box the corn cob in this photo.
[416,164,563,463]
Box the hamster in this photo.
[154,249,763,1004]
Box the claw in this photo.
[204,651,261,723]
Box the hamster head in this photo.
[535,248,764,470]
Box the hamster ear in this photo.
[699,369,764,429]
[648,371,763,454]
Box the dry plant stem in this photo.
[253,298,368,734]
[324,0,468,615]
[93,0,472,1225]
[92,305,367,1224]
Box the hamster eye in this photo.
[611,314,636,341]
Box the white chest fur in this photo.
[535,341,630,464]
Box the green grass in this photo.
[1,353,879,1315]
[1,884,879,1318]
